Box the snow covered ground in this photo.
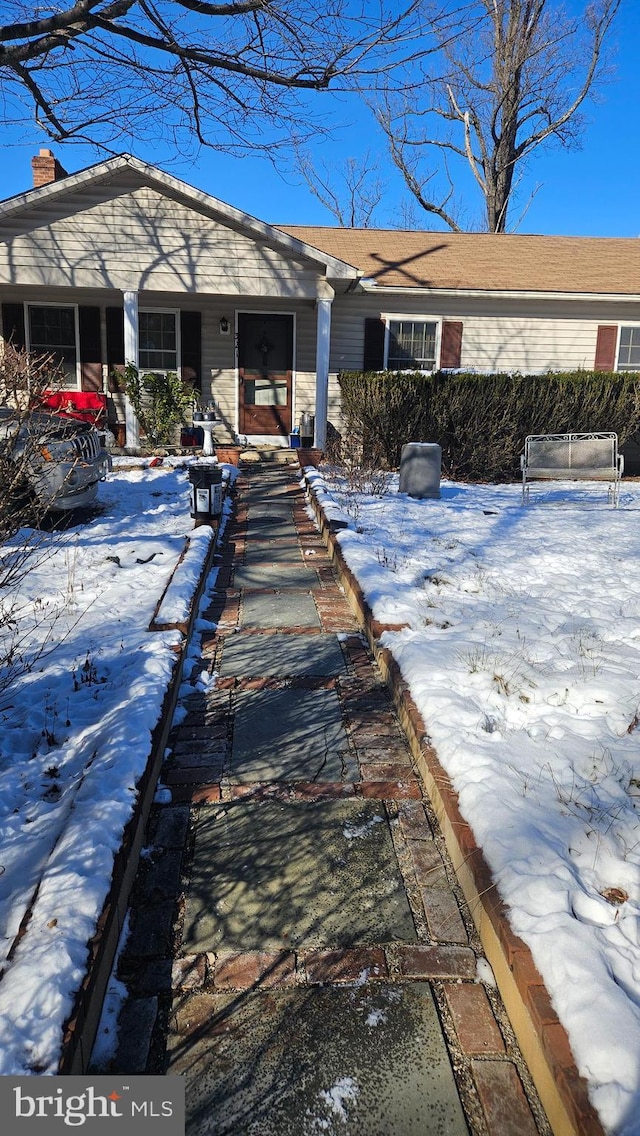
[2,454,639,1134]
[307,467,640,1136]
[0,457,226,1076]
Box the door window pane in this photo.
[388,320,437,370]
[28,305,77,380]
[139,311,177,372]
[244,377,288,406]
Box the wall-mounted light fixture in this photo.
[219,316,230,335]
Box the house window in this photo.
[27,304,78,381]
[617,326,640,370]
[386,319,438,371]
[139,310,178,372]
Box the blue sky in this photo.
[1,1,638,237]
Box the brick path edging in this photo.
[302,469,605,1136]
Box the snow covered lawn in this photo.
[0,458,222,1076]
[308,467,640,1136]
[2,452,639,1134]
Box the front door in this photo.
[238,313,293,436]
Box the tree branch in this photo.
[0,0,433,153]
[374,0,622,232]
[0,1,133,44]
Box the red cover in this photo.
[38,390,107,426]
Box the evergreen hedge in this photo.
[336,370,640,481]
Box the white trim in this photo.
[615,323,623,370]
[122,291,139,450]
[365,283,640,304]
[234,309,297,440]
[239,434,292,448]
[24,300,80,388]
[5,154,640,302]
[615,321,640,371]
[123,290,139,370]
[381,314,442,372]
[315,297,332,450]
[138,306,181,376]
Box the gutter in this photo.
[357,282,640,304]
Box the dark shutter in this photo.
[78,305,102,392]
[106,306,125,391]
[180,310,201,385]
[440,321,463,369]
[1,303,26,351]
[363,317,385,370]
[594,325,617,371]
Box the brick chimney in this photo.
[31,148,68,188]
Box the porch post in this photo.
[123,290,140,450]
[314,294,333,451]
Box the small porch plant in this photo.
[118,365,195,447]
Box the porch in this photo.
[1,291,337,452]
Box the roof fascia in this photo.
[0,154,359,283]
[359,283,640,303]
[0,154,130,218]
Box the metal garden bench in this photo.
[520,432,623,506]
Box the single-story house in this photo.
[1,149,640,451]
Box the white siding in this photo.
[459,314,594,372]
[291,304,316,429]
[329,293,640,375]
[0,184,325,298]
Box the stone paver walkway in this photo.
[100,461,552,1136]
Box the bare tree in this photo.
[375,0,621,232]
[296,149,387,228]
[0,0,426,155]
[0,347,106,717]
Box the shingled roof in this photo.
[277,226,640,296]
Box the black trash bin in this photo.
[187,462,223,523]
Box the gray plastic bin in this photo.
[398,443,441,499]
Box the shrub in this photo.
[337,370,640,480]
[117,365,194,446]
